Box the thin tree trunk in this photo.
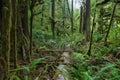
[71,0,74,33]
[104,2,117,45]
[30,0,35,62]
[30,10,33,62]
[87,5,96,56]
[41,5,44,26]
[67,0,71,16]
[51,0,55,39]
[62,0,66,27]
[79,6,83,33]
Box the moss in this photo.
[1,0,12,78]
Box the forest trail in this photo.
[57,47,71,80]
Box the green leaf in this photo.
[34,77,39,80]
[10,75,21,80]
[94,64,115,79]
[15,76,21,80]
[29,58,46,70]
[22,66,30,72]
[24,76,29,80]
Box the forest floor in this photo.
[1,39,120,80]
[18,41,120,80]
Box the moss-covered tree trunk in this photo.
[16,0,29,61]
[84,0,90,42]
[30,0,36,62]
[0,0,3,56]
[1,0,12,77]
[20,0,29,37]
[11,0,18,68]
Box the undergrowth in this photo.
[8,27,120,80]
[66,52,120,80]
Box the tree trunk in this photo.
[17,0,29,61]
[0,0,3,56]
[17,0,24,60]
[79,6,83,33]
[30,0,36,62]
[11,0,18,68]
[104,2,117,45]
[87,5,96,56]
[41,5,44,26]
[1,0,12,77]
[62,0,66,28]
[71,0,74,33]
[66,0,71,17]
[51,0,55,39]
[84,0,90,42]
[81,0,91,42]
[20,0,29,37]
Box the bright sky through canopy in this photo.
[69,0,81,9]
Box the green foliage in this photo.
[0,0,120,79]
[8,58,46,80]
[22,58,45,72]
[109,26,120,39]
[94,63,120,80]
[23,76,39,80]
[66,53,92,80]
[73,52,85,60]
[68,64,93,80]
[28,58,45,70]
[9,75,21,80]
[93,32,103,42]
[24,76,29,80]
[92,43,110,56]
[64,52,120,80]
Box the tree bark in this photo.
[84,0,90,42]
[1,0,12,77]
[51,0,55,39]
[30,0,36,62]
[16,0,30,61]
[11,0,18,68]
[20,0,29,37]
[79,6,83,33]
[0,0,3,56]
